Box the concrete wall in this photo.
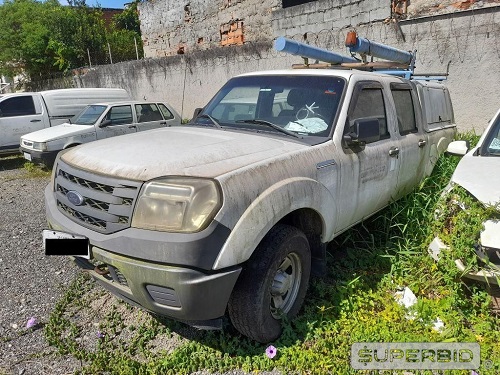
[76,3,499,132]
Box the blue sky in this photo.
[60,0,126,9]
[0,0,127,9]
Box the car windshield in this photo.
[71,105,107,125]
[196,75,346,139]
[482,112,500,156]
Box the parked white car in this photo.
[429,108,500,285]
[0,88,129,155]
[20,101,181,166]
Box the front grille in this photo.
[57,201,107,230]
[54,161,142,234]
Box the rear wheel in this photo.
[228,224,311,343]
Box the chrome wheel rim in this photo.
[270,252,302,319]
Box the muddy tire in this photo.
[228,224,311,343]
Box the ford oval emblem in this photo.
[66,190,85,206]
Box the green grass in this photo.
[43,132,500,374]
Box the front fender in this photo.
[212,177,336,270]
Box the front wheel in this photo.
[228,224,311,343]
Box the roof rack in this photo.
[274,32,448,81]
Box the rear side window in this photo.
[135,103,163,122]
[0,96,36,117]
[349,86,389,141]
[391,88,417,135]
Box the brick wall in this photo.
[138,1,390,58]
[139,0,281,58]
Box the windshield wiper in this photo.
[196,114,222,129]
[235,119,300,138]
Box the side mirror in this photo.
[343,118,380,147]
[193,108,203,119]
[446,140,469,156]
[100,119,112,128]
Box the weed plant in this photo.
[44,132,499,374]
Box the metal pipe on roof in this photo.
[345,31,413,65]
[274,36,358,64]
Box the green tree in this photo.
[108,0,143,62]
[0,0,142,82]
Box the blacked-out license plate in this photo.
[43,229,90,259]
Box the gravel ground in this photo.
[0,159,280,375]
[0,160,82,375]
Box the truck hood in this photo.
[61,127,308,181]
[22,123,94,142]
[451,153,500,206]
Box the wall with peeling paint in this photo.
[77,2,499,132]
[139,0,282,58]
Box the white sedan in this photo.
[429,108,500,285]
[20,101,181,167]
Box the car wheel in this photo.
[228,224,311,343]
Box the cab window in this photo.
[348,84,389,142]
[391,85,417,135]
[0,96,36,117]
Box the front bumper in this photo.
[20,146,59,166]
[429,236,500,286]
[45,184,241,322]
[72,248,241,321]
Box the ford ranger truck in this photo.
[44,69,456,343]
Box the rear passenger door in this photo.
[97,105,136,139]
[390,83,428,199]
[336,81,400,231]
[135,103,165,132]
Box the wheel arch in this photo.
[63,142,80,149]
[213,177,336,270]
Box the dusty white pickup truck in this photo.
[43,68,456,342]
[20,101,180,167]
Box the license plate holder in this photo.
[43,229,90,259]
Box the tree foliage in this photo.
[0,0,142,82]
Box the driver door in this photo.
[96,105,136,139]
[335,81,400,232]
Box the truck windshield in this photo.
[72,105,107,125]
[197,75,346,138]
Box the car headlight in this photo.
[131,177,222,233]
[32,142,48,151]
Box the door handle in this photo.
[128,125,137,129]
[389,147,400,157]
[30,119,41,122]
[418,139,427,148]
[160,121,167,126]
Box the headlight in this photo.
[131,177,222,233]
[32,142,48,151]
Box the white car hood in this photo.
[23,123,94,142]
[451,152,500,205]
[61,127,308,181]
